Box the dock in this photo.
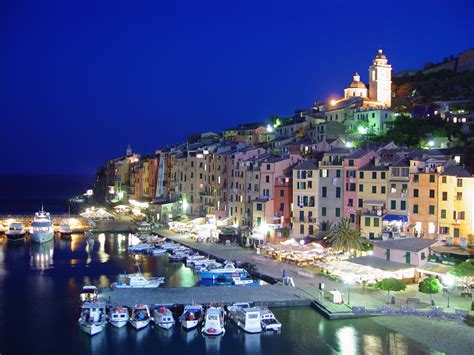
[100,284,311,308]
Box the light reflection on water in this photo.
[0,233,439,355]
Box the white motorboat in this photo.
[58,220,72,236]
[80,285,98,303]
[186,255,207,267]
[202,306,226,336]
[161,242,181,252]
[130,304,151,330]
[29,207,54,243]
[169,252,187,262]
[150,248,167,256]
[136,221,152,234]
[231,277,254,286]
[153,306,175,330]
[5,221,26,241]
[227,303,262,333]
[260,309,282,332]
[78,301,107,336]
[111,267,165,288]
[180,304,204,330]
[197,262,249,281]
[128,243,153,253]
[108,306,129,328]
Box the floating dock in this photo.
[100,284,311,308]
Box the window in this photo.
[321,169,328,178]
[359,171,364,179]
[348,160,354,167]
[365,217,371,227]
[280,203,284,212]
[381,186,386,194]
[457,192,462,201]
[454,228,460,238]
[386,248,391,260]
[421,252,426,260]
[299,211,304,221]
[429,189,435,198]
[413,204,419,213]
[336,170,341,178]
[442,176,447,183]
[308,181,312,189]
[267,164,271,170]
[414,189,419,198]
[321,207,326,217]
[429,175,435,183]
[335,208,340,217]
[257,217,262,226]
[322,187,327,198]
[256,203,262,211]
[280,190,284,197]
[348,198,353,207]
[336,187,341,198]
[442,192,447,201]
[457,179,463,188]
[405,252,411,265]
[372,186,377,194]
[358,199,363,208]
[390,200,396,210]
[372,172,377,179]
[414,174,419,183]
[391,184,396,193]
[440,226,450,234]
[265,176,270,183]
[359,184,364,192]
[429,205,435,215]
[441,209,446,219]
[392,168,400,177]
[381,172,386,179]
[300,225,304,234]
[374,217,379,227]
[400,201,406,210]
[308,225,314,235]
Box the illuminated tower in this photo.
[368,49,392,107]
[126,144,133,157]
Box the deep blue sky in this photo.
[1,0,473,175]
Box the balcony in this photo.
[320,160,343,166]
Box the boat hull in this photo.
[157,322,174,330]
[30,231,54,243]
[130,319,150,330]
[5,232,26,241]
[110,320,128,328]
[81,323,106,336]
[202,327,225,336]
[182,319,200,331]
[198,271,248,280]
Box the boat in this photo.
[231,277,255,286]
[5,221,26,241]
[136,221,152,234]
[58,220,72,236]
[128,243,153,254]
[153,306,175,330]
[202,306,226,336]
[78,301,107,336]
[179,304,204,330]
[197,262,249,281]
[227,303,262,333]
[108,306,129,328]
[29,207,55,243]
[185,255,207,267]
[150,248,167,256]
[168,252,187,262]
[260,308,282,332]
[111,267,165,288]
[80,285,98,303]
[130,304,151,330]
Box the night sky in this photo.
[1,0,473,175]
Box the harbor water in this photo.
[0,232,439,354]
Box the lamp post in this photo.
[343,275,354,305]
[444,274,455,308]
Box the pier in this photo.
[100,284,311,308]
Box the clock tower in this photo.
[368,49,392,107]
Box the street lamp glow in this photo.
[345,141,353,148]
[357,126,367,135]
[330,99,337,106]
[428,140,435,147]
[266,124,273,133]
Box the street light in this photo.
[444,274,455,308]
[342,275,354,305]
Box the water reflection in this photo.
[336,326,359,355]
[243,333,261,355]
[203,333,222,353]
[29,239,54,270]
[182,328,199,345]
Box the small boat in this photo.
[180,304,204,331]
[186,255,207,267]
[128,243,153,253]
[202,306,226,336]
[109,306,129,328]
[227,303,262,333]
[111,268,165,289]
[260,309,282,332]
[169,252,187,262]
[153,306,175,330]
[197,262,249,281]
[78,301,107,336]
[58,220,72,236]
[231,277,255,286]
[136,221,152,234]
[80,285,98,303]
[130,304,151,330]
[30,207,55,243]
[5,221,26,241]
[150,248,167,256]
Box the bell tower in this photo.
[368,49,392,107]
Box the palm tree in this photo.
[326,218,365,255]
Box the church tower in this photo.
[368,49,392,107]
[126,144,133,157]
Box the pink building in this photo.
[372,238,437,267]
[343,149,377,224]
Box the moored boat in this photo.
[202,306,226,336]
[80,285,98,303]
[153,306,175,330]
[130,304,151,330]
[180,304,203,331]
[30,207,55,243]
[227,303,262,333]
[260,308,282,332]
[5,221,26,241]
[58,220,72,237]
[111,267,165,288]
[78,301,107,336]
[197,262,249,281]
[108,306,129,328]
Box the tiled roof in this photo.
[440,165,472,177]
[348,255,412,271]
[294,159,319,170]
[373,238,437,252]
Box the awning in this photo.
[382,214,408,223]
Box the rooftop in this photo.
[294,159,319,170]
[348,255,412,272]
[373,238,437,252]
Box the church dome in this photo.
[375,49,387,59]
[347,73,366,89]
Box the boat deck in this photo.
[100,285,311,308]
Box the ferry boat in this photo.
[197,262,249,281]
[227,303,262,333]
[79,285,98,303]
[111,271,165,289]
[180,304,204,330]
[202,306,226,336]
[153,306,175,330]
[5,221,26,241]
[29,208,55,243]
[130,304,151,330]
[78,301,107,336]
[108,306,129,328]
[260,308,282,332]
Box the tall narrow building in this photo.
[368,49,392,108]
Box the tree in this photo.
[452,259,474,290]
[418,277,442,303]
[326,218,365,255]
[374,278,406,301]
